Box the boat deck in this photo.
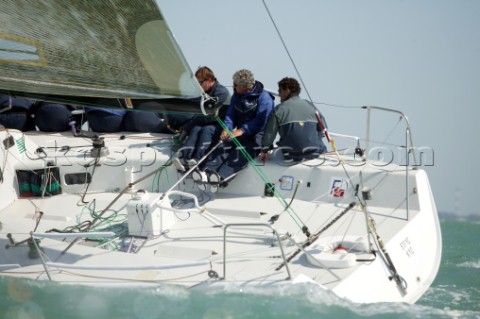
[0,130,441,303]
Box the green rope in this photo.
[150,153,176,198]
[215,117,308,233]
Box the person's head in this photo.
[277,77,301,102]
[195,66,217,91]
[232,69,255,94]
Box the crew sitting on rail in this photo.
[259,77,328,162]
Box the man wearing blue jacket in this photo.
[201,69,274,186]
[260,77,327,162]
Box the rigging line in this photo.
[79,151,101,205]
[349,173,406,290]
[358,137,408,150]
[41,166,51,198]
[216,117,309,235]
[261,0,313,103]
[313,101,364,109]
[340,204,358,246]
[37,144,93,149]
[275,202,356,271]
[380,116,402,145]
[316,112,359,194]
[0,134,10,182]
[59,160,172,257]
[361,202,407,294]
[216,118,296,220]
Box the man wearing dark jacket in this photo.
[201,69,274,185]
[260,77,327,162]
[173,66,230,171]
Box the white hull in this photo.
[0,130,441,303]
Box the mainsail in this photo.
[0,0,205,113]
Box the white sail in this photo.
[0,0,202,101]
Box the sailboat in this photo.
[0,1,441,304]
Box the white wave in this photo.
[458,259,480,269]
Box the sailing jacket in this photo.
[262,94,327,159]
[179,81,231,131]
[224,81,274,143]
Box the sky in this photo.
[157,0,480,216]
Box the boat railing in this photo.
[32,231,116,239]
[329,132,361,145]
[30,231,211,277]
[363,105,417,166]
[44,260,210,271]
[328,132,365,160]
[0,264,21,270]
[363,105,416,220]
[222,223,292,281]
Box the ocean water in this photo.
[1,219,478,319]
